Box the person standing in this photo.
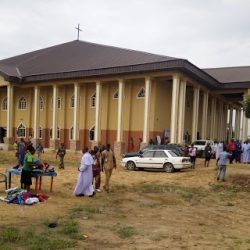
[36,142,44,160]
[20,146,36,191]
[17,138,26,166]
[242,141,248,164]
[204,143,212,167]
[216,146,231,181]
[56,143,66,169]
[235,140,242,163]
[188,144,197,168]
[101,144,116,192]
[228,139,235,164]
[74,147,95,197]
[91,146,101,192]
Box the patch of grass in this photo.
[125,183,207,201]
[226,202,234,206]
[61,220,79,236]
[117,226,136,239]
[27,235,77,250]
[0,227,21,242]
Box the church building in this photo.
[0,40,249,155]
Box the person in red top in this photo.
[228,139,235,164]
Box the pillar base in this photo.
[70,140,80,151]
[49,139,60,150]
[140,142,148,150]
[114,141,126,156]
[3,137,14,150]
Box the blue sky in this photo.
[1,0,250,69]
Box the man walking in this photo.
[216,146,231,181]
[56,143,66,169]
[101,144,116,192]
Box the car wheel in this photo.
[164,163,175,173]
[126,161,136,171]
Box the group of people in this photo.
[73,143,117,197]
[14,138,44,167]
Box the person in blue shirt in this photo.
[216,146,231,182]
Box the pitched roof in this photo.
[0,40,178,80]
[0,40,222,89]
[203,66,250,83]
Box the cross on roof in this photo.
[75,24,82,41]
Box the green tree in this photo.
[243,98,250,118]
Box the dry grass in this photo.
[0,150,250,249]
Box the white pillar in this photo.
[73,83,80,141]
[239,108,244,141]
[142,77,152,143]
[228,107,233,140]
[177,80,186,144]
[235,109,240,139]
[201,92,208,140]
[117,79,124,142]
[52,85,58,140]
[33,86,40,139]
[94,81,102,142]
[210,97,216,140]
[6,85,13,138]
[191,87,200,142]
[170,75,180,143]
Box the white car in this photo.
[121,149,191,173]
[192,140,215,157]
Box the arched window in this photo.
[57,127,60,139]
[90,92,96,107]
[70,126,74,140]
[17,123,26,138]
[70,95,75,108]
[113,90,119,99]
[39,126,42,139]
[49,127,60,139]
[51,97,62,109]
[18,97,27,109]
[2,97,7,110]
[89,126,95,141]
[137,87,145,98]
[40,96,44,110]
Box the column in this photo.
[93,81,102,146]
[32,86,40,147]
[170,75,180,143]
[235,108,240,139]
[242,112,248,140]
[210,97,216,140]
[239,108,244,141]
[191,87,200,142]
[177,80,186,144]
[201,91,208,140]
[5,85,14,150]
[70,83,80,150]
[114,79,126,155]
[141,77,152,148]
[50,85,60,149]
[228,107,233,140]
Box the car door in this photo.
[136,151,154,168]
[153,150,168,168]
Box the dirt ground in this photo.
[0,150,250,250]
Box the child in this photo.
[56,143,66,169]
[20,146,36,191]
[216,146,231,182]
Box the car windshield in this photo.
[193,141,206,145]
[168,150,178,157]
